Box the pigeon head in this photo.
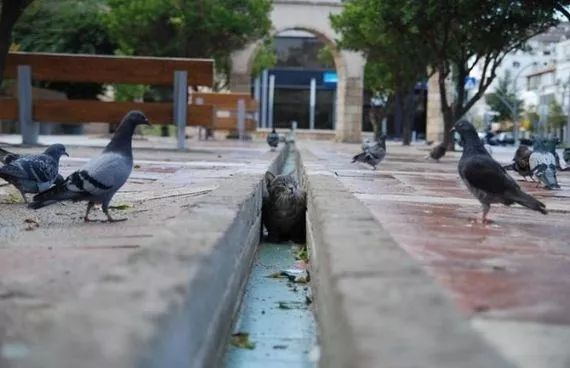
[43,144,69,159]
[452,120,487,154]
[123,110,151,128]
[105,111,150,155]
[533,137,549,153]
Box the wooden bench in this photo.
[0,52,215,149]
[190,92,257,139]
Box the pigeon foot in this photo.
[106,214,128,223]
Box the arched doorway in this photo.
[230,0,365,142]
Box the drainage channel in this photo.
[223,144,318,368]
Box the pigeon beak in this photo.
[64,152,69,157]
[450,127,456,133]
[144,119,151,126]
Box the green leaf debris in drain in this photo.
[109,203,132,210]
[278,301,307,310]
[294,246,309,263]
[230,332,256,350]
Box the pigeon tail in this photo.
[503,163,514,171]
[539,171,560,189]
[29,181,82,209]
[506,190,547,215]
[0,147,18,164]
[352,152,367,163]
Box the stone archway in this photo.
[230,0,365,142]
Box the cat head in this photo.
[265,171,301,200]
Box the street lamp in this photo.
[564,76,570,145]
[511,61,538,143]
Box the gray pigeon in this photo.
[543,137,567,171]
[453,120,546,224]
[503,145,534,181]
[29,111,150,222]
[267,127,279,151]
[530,138,560,189]
[426,142,447,161]
[352,135,386,170]
[563,147,570,164]
[0,144,68,202]
[0,147,22,164]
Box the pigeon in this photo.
[0,144,68,202]
[352,135,386,170]
[543,137,567,171]
[426,142,447,161]
[267,127,279,151]
[564,147,570,164]
[503,145,534,181]
[453,120,546,224]
[0,147,22,164]
[530,138,560,189]
[28,111,150,222]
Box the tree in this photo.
[548,99,566,134]
[104,0,272,89]
[485,69,524,123]
[0,0,34,88]
[12,0,116,99]
[251,39,276,78]
[331,0,431,145]
[333,0,561,148]
[411,0,560,148]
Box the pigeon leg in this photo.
[84,201,95,222]
[102,203,127,223]
[481,203,492,224]
[17,189,28,204]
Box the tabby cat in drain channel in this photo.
[262,171,306,243]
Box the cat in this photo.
[262,171,306,243]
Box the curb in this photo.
[8,149,287,368]
[301,150,515,368]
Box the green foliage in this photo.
[333,0,561,147]
[104,0,272,85]
[409,0,559,144]
[113,84,150,102]
[317,44,335,69]
[14,0,114,54]
[13,0,115,98]
[485,69,524,122]
[331,0,430,95]
[251,39,276,77]
[548,99,567,130]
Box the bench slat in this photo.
[4,52,214,87]
[0,99,215,126]
[192,92,257,110]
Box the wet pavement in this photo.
[302,140,570,368]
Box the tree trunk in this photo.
[368,106,381,140]
[0,1,33,88]
[401,89,416,146]
[394,91,403,139]
[437,67,455,149]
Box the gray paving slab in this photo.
[0,140,283,368]
[301,147,514,368]
[301,140,570,368]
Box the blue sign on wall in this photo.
[323,71,338,84]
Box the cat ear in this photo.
[265,171,276,186]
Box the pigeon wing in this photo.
[67,152,132,197]
[461,155,520,195]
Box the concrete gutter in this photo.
[301,149,515,368]
[6,148,287,368]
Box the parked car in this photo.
[495,132,515,146]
